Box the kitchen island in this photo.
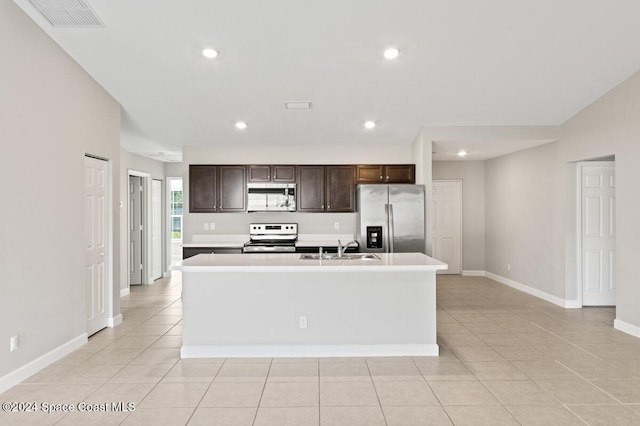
[175,252,447,358]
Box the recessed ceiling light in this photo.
[458,150,468,157]
[383,47,400,60]
[364,121,376,129]
[202,48,219,59]
[235,121,247,130]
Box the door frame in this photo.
[576,160,616,307]
[85,154,116,329]
[432,179,463,275]
[151,179,164,280]
[166,176,182,273]
[128,170,154,285]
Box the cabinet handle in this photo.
[386,176,389,179]
[328,205,330,209]
[379,176,383,180]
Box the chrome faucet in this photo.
[337,240,358,258]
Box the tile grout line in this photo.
[364,359,388,426]
[555,359,627,405]
[411,356,456,425]
[529,322,605,361]
[251,358,273,426]
[184,356,227,425]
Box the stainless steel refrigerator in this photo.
[356,184,426,254]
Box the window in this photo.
[170,180,183,240]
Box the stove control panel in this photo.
[249,223,298,235]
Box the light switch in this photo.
[204,223,209,230]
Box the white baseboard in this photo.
[0,334,87,394]
[485,272,579,309]
[614,319,640,339]
[162,271,171,278]
[108,314,122,328]
[181,344,439,358]
[120,287,130,297]
[462,270,486,276]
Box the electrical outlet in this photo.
[507,263,511,271]
[299,316,308,329]
[334,222,340,230]
[210,223,216,231]
[204,223,209,231]
[10,335,18,352]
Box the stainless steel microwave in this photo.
[247,183,296,212]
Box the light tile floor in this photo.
[2,273,640,425]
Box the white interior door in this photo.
[85,156,109,335]
[431,180,462,274]
[152,179,162,280]
[129,176,143,285]
[581,162,616,306]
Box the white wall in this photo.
[561,71,640,329]
[0,0,121,381]
[432,161,485,271]
[182,144,412,241]
[480,70,640,333]
[484,142,562,298]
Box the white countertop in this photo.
[181,233,358,249]
[182,234,248,248]
[175,252,447,272]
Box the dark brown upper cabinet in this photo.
[189,165,247,213]
[298,165,355,212]
[355,164,415,184]
[325,165,355,212]
[272,165,296,182]
[218,166,247,212]
[297,166,325,212]
[248,165,296,183]
[189,165,217,212]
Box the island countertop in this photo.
[176,252,447,272]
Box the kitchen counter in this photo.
[179,252,446,359]
[181,233,360,249]
[179,252,446,272]
[181,234,248,248]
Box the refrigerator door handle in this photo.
[384,203,390,253]
[388,203,395,253]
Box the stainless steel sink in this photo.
[299,253,380,261]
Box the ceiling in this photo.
[13,0,640,162]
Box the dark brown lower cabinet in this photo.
[183,247,242,259]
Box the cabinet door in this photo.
[218,166,247,212]
[272,165,296,182]
[297,166,325,212]
[248,165,271,182]
[355,165,384,183]
[326,166,355,212]
[189,165,217,212]
[385,165,415,183]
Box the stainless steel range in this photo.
[243,223,298,253]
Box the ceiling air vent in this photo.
[28,0,104,27]
[285,101,312,110]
